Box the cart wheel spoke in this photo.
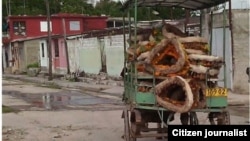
[190,112,199,125]
[217,111,230,125]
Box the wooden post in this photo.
[44,0,53,80]
[62,18,70,74]
[184,9,190,35]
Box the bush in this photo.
[27,62,39,69]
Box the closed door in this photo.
[39,41,48,67]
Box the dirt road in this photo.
[2,79,249,141]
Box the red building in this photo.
[2,13,107,74]
[7,13,108,40]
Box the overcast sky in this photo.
[226,0,250,9]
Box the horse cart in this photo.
[121,0,231,140]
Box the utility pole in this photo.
[44,0,53,81]
[62,18,70,74]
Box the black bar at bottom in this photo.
[168,125,250,140]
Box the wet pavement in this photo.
[2,88,123,111]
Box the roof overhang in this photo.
[121,0,229,11]
[11,34,62,42]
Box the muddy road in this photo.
[2,79,249,141]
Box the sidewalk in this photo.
[2,74,249,105]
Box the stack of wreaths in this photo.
[126,21,224,113]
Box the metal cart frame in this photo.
[121,0,232,140]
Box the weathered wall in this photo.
[52,38,68,74]
[67,40,81,73]
[24,40,40,72]
[79,38,102,74]
[67,37,102,74]
[105,34,128,77]
[231,10,249,94]
[11,42,25,73]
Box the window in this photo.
[13,21,26,36]
[40,21,52,32]
[69,21,80,31]
[54,39,59,57]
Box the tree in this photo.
[128,6,185,21]
[1,0,185,23]
[95,0,123,16]
[2,0,47,16]
[58,0,94,15]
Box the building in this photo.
[2,13,108,74]
[7,13,107,40]
[66,28,128,77]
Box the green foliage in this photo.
[59,0,95,15]
[2,0,47,16]
[95,0,123,16]
[130,7,185,21]
[2,105,18,113]
[27,62,39,69]
[2,0,185,23]
[38,83,62,89]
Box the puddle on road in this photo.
[2,90,122,110]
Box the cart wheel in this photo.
[123,109,137,141]
[225,111,231,125]
[123,109,131,141]
[130,122,138,141]
[189,112,199,125]
[208,111,231,125]
[217,111,230,125]
[208,112,216,125]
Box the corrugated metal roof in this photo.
[122,0,229,10]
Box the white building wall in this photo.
[105,34,129,77]
[78,37,102,74]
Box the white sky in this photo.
[226,0,250,9]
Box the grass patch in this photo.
[2,105,18,113]
[27,62,39,69]
[37,83,61,89]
